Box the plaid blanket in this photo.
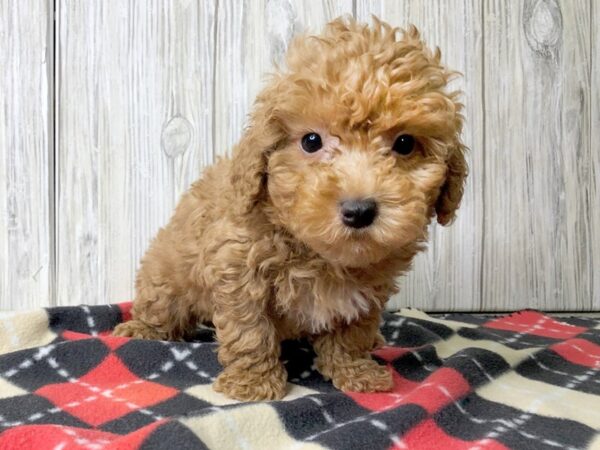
[0,303,599,450]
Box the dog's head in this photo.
[230,17,467,268]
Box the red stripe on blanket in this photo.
[483,311,586,339]
[348,367,470,414]
[372,346,413,362]
[103,420,165,450]
[62,330,130,350]
[118,302,134,322]
[35,354,177,426]
[550,338,600,368]
[347,369,418,411]
[394,418,509,450]
[0,421,165,450]
[0,424,117,450]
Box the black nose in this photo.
[340,199,378,229]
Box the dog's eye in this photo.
[392,134,415,156]
[301,133,323,153]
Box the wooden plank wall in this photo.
[0,0,598,311]
[482,0,594,312]
[592,0,600,313]
[55,1,217,307]
[0,0,53,309]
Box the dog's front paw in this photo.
[213,363,288,401]
[113,320,166,340]
[327,359,393,393]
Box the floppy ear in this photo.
[229,103,284,214]
[435,143,468,226]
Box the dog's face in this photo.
[267,124,448,268]
[231,18,467,268]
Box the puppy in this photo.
[113,16,467,401]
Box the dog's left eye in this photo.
[301,133,323,153]
[392,134,415,156]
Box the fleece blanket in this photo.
[0,303,599,450]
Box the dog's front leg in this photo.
[312,309,393,393]
[211,286,287,401]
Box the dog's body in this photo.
[114,17,467,401]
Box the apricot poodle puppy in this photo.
[114,17,467,401]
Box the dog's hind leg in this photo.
[113,295,199,341]
[113,273,203,341]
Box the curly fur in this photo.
[113,16,468,401]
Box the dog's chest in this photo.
[272,268,372,336]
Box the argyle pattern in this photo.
[0,303,599,449]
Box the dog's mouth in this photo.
[311,230,391,268]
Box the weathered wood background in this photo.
[1,0,598,311]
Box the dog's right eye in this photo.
[301,133,323,153]
[392,134,415,156]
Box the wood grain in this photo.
[1,1,598,311]
[213,0,354,159]
[55,0,216,305]
[356,1,485,312]
[592,0,599,309]
[0,0,53,309]
[482,0,593,311]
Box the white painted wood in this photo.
[213,0,354,159]
[356,1,485,312]
[55,1,216,305]
[1,1,598,312]
[481,0,593,311]
[592,0,600,310]
[0,0,53,310]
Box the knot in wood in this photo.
[161,116,192,158]
[523,0,562,59]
